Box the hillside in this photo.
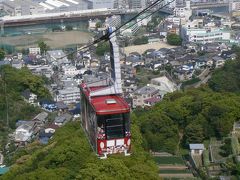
[1,122,159,180]
[0,65,51,148]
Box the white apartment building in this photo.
[120,21,139,36]
[229,0,240,13]
[29,47,41,55]
[181,27,231,44]
[56,87,80,104]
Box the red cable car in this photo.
[80,28,131,158]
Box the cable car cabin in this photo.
[80,84,131,158]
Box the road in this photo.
[194,68,212,88]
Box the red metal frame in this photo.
[80,83,131,156]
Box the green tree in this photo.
[167,34,182,46]
[96,22,102,29]
[184,122,204,144]
[133,36,148,45]
[0,48,5,60]
[96,42,110,56]
[66,25,73,31]
[37,41,49,55]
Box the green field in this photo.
[154,156,185,165]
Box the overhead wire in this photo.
[57,0,175,60]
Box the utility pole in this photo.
[2,71,9,128]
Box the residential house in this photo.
[125,55,144,67]
[189,144,205,155]
[33,112,48,127]
[21,89,38,105]
[40,101,57,112]
[132,85,160,108]
[46,50,69,66]
[39,129,54,144]
[0,61,10,67]
[144,97,161,107]
[62,65,80,76]
[14,121,36,144]
[212,56,225,68]
[54,113,72,126]
[11,60,24,69]
[29,47,41,55]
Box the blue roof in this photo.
[0,167,10,175]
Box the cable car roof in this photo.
[80,84,130,115]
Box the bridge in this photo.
[0,7,173,27]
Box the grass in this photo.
[154,156,185,165]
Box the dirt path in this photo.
[159,173,194,177]
[159,165,188,170]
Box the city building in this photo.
[229,0,240,14]
[120,21,139,36]
[105,15,121,28]
[129,0,146,9]
[132,85,160,108]
[21,89,38,105]
[88,0,114,9]
[56,87,80,104]
[136,13,152,26]
[2,0,44,16]
[181,27,231,44]
[39,0,89,13]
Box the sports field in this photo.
[1,31,92,49]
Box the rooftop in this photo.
[189,144,205,150]
[80,84,130,115]
[135,86,158,95]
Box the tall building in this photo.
[128,0,146,9]
[88,0,114,9]
[105,15,121,28]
